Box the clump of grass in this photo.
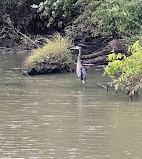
[25,33,75,74]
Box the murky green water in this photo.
[0,54,142,159]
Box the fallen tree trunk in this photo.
[83,55,107,65]
[81,50,110,59]
[81,39,125,60]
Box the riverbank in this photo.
[25,36,126,75]
[0,36,126,76]
[0,47,31,55]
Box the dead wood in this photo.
[83,55,107,65]
[96,82,107,90]
[81,39,124,60]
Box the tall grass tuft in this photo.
[25,33,75,74]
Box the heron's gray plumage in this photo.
[70,46,86,84]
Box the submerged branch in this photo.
[96,82,107,90]
[22,69,31,77]
[15,28,38,48]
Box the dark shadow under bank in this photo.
[26,64,75,76]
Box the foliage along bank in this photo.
[104,40,142,100]
[1,0,142,47]
[33,0,142,44]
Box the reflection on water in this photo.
[0,54,142,159]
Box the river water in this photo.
[0,54,142,159]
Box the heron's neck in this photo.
[78,48,81,60]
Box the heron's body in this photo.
[71,46,86,84]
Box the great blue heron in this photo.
[71,46,86,84]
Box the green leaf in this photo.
[116,53,122,59]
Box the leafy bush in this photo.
[31,0,76,29]
[104,40,142,99]
[71,0,142,40]
[25,33,75,73]
[95,0,142,37]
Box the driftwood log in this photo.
[83,55,107,65]
[81,39,125,65]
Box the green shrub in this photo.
[71,0,142,40]
[25,33,75,73]
[104,40,142,99]
[31,0,76,28]
[95,0,142,37]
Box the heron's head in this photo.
[70,46,81,50]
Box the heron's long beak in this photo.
[70,46,81,50]
[78,44,87,47]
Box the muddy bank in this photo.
[0,35,46,55]
[26,63,75,75]
[0,47,31,55]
